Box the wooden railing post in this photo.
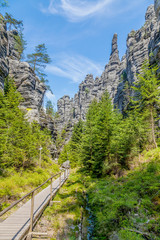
[50,178,53,204]
[59,172,61,186]
[29,191,35,238]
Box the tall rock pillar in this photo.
[109,33,120,65]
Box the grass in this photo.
[0,161,60,212]
[35,168,86,239]
[1,149,160,240]
[86,149,160,240]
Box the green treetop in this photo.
[27,44,51,77]
[4,13,23,31]
[14,29,27,59]
[132,60,160,148]
[0,0,8,7]
[46,100,55,117]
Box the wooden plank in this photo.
[0,172,68,240]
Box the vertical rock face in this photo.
[155,0,160,20]
[0,20,47,123]
[0,18,9,91]
[9,59,47,122]
[126,5,156,84]
[149,1,160,66]
[57,4,160,132]
[115,4,157,110]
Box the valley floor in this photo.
[0,149,160,240]
[35,149,160,240]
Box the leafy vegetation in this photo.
[0,78,60,215]
[35,169,86,240]
[57,61,160,239]
[132,61,160,148]
[0,0,8,8]
[27,44,51,78]
[46,100,56,117]
[27,43,52,91]
[0,14,159,239]
[0,163,59,211]
[58,120,83,167]
[59,61,160,177]
[0,78,54,172]
[87,150,160,239]
[4,12,23,31]
[13,30,27,59]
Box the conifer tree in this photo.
[4,13,23,31]
[80,93,113,177]
[46,100,55,117]
[58,120,83,167]
[27,44,51,78]
[0,0,8,8]
[14,29,27,59]
[80,98,99,175]
[0,78,53,171]
[132,61,160,148]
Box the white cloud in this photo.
[40,0,114,22]
[45,90,56,102]
[46,53,104,83]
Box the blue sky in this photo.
[2,0,154,108]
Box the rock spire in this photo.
[57,3,160,133]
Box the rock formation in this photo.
[115,4,158,110]
[57,4,160,132]
[0,1,160,141]
[0,17,9,91]
[155,0,160,20]
[56,33,123,132]
[0,19,50,126]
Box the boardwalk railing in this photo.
[0,167,70,240]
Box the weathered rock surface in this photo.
[0,17,9,91]
[56,34,123,132]
[115,4,158,110]
[0,20,48,125]
[57,4,160,132]
[9,59,47,122]
[155,0,160,20]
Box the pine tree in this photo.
[0,78,53,171]
[80,93,113,177]
[4,13,23,31]
[80,98,99,175]
[58,120,83,167]
[14,29,27,59]
[92,92,112,176]
[46,100,55,117]
[132,61,160,148]
[0,0,8,8]
[27,44,51,78]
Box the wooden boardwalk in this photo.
[0,171,68,240]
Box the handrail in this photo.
[0,169,67,217]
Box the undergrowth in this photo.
[87,149,160,240]
[35,169,86,240]
[0,161,59,211]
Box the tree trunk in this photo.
[33,56,37,71]
[150,108,157,148]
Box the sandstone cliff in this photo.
[0,18,55,130]
[57,3,160,132]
